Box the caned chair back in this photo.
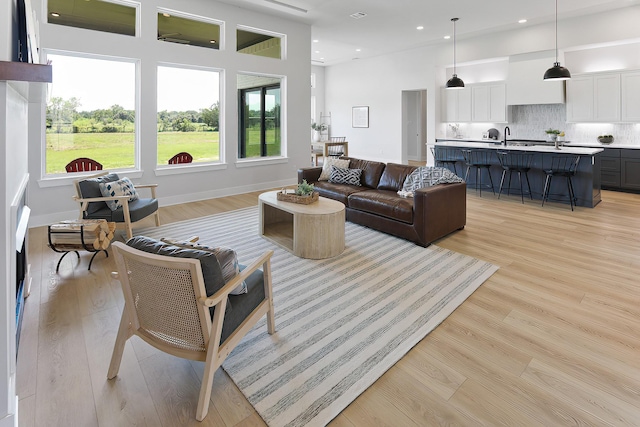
[112,242,211,356]
[168,152,194,164]
[66,157,103,173]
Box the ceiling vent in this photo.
[350,12,367,19]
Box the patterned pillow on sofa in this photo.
[328,165,362,186]
[401,167,464,193]
[98,177,139,211]
[319,157,350,181]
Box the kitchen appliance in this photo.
[487,128,499,140]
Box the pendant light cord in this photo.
[452,18,458,75]
[555,0,558,63]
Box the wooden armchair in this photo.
[65,157,103,172]
[168,152,193,164]
[108,238,276,421]
[73,171,160,240]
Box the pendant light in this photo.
[543,0,571,80]
[446,17,465,89]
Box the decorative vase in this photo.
[313,130,321,142]
[547,134,558,143]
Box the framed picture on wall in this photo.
[352,106,369,128]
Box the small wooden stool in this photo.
[48,219,116,271]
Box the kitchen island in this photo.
[433,140,604,207]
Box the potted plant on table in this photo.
[277,180,319,204]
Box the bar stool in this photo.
[462,149,495,197]
[496,151,533,203]
[430,146,461,176]
[541,155,581,211]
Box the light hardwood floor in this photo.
[17,189,640,426]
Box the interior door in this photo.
[402,89,427,163]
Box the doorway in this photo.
[401,89,427,164]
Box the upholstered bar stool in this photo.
[462,149,495,197]
[541,155,581,211]
[431,146,461,176]
[496,151,534,203]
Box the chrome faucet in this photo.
[503,126,511,146]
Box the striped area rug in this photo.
[137,206,498,427]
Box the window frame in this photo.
[157,7,225,51]
[46,0,141,38]
[41,49,140,180]
[155,62,225,172]
[236,25,286,60]
[238,81,282,160]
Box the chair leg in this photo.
[263,258,276,335]
[507,170,513,196]
[567,176,575,211]
[498,170,507,199]
[107,308,133,379]
[464,165,471,183]
[154,210,161,227]
[477,167,482,197]
[525,172,533,200]
[517,171,524,204]
[196,349,219,421]
[486,167,495,195]
[542,175,552,207]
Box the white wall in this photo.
[323,5,640,163]
[28,0,311,226]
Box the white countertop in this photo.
[435,138,640,150]
[434,140,603,155]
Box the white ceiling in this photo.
[214,0,637,66]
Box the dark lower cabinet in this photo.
[621,149,640,190]
[600,149,621,188]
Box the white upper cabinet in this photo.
[566,76,594,122]
[441,87,471,122]
[622,71,640,121]
[565,71,640,123]
[594,74,620,122]
[443,82,505,123]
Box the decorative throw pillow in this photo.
[319,157,350,181]
[99,177,139,211]
[401,167,464,193]
[161,238,247,295]
[328,165,362,186]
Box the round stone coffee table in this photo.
[258,191,345,259]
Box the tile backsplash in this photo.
[444,104,640,145]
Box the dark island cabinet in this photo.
[621,149,640,190]
[600,149,621,188]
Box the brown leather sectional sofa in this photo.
[297,157,467,247]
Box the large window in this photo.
[157,65,221,165]
[238,74,281,158]
[45,53,136,174]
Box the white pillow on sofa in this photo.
[319,157,350,181]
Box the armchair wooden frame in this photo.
[72,171,160,240]
[107,242,276,421]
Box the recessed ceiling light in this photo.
[518,19,527,24]
[417,26,424,30]
[313,39,319,43]
[355,48,361,52]
[162,13,170,17]
[444,35,451,39]
[210,40,216,44]
[320,57,325,60]
[315,50,320,53]
[50,12,60,17]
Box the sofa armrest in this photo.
[298,167,322,183]
[413,182,466,246]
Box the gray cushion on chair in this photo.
[84,198,158,223]
[219,266,265,344]
[78,173,120,214]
